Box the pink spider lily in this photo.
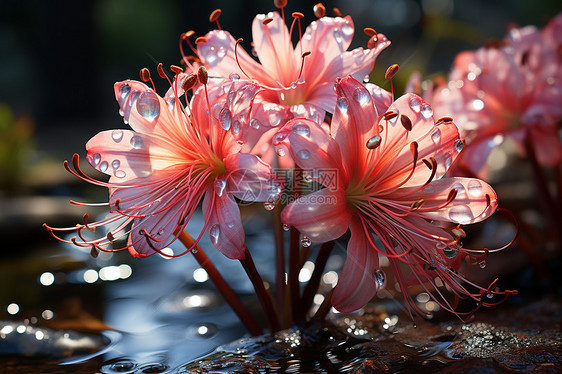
[194,8,390,129]
[277,75,513,316]
[428,13,562,177]
[44,73,283,260]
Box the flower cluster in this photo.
[46,2,527,332]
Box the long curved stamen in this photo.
[209,9,222,30]
[235,38,253,81]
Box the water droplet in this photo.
[409,97,421,112]
[136,91,160,122]
[366,135,381,149]
[336,97,349,111]
[119,83,131,103]
[431,128,441,143]
[443,248,458,259]
[130,135,144,149]
[250,118,261,129]
[99,161,108,173]
[112,160,120,169]
[342,20,353,36]
[292,122,310,137]
[333,28,343,44]
[467,180,483,196]
[290,82,297,89]
[214,179,227,197]
[303,172,313,182]
[232,120,241,134]
[275,147,286,157]
[448,205,474,224]
[454,139,464,152]
[209,224,220,245]
[217,46,226,58]
[283,224,290,231]
[353,86,370,105]
[420,104,433,119]
[301,236,311,247]
[374,269,386,289]
[264,201,275,211]
[138,362,168,373]
[230,73,240,81]
[363,75,370,83]
[205,48,218,65]
[91,153,101,167]
[112,129,124,143]
[297,150,310,160]
[114,170,126,178]
[272,131,288,145]
[219,108,231,130]
[444,154,452,170]
[101,359,136,373]
[479,261,487,269]
[451,183,467,199]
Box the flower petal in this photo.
[332,217,380,313]
[224,153,283,203]
[281,188,352,243]
[202,189,246,259]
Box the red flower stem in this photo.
[301,241,335,316]
[288,167,304,323]
[312,288,333,322]
[240,246,281,333]
[272,203,286,313]
[178,231,262,336]
[289,227,303,323]
[523,133,559,234]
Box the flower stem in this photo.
[178,231,262,336]
[272,203,286,314]
[301,241,335,316]
[312,288,333,322]
[241,246,281,333]
[288,167,304,323]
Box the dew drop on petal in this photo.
[272,131,288,146]
[250,119,261,129]
[479,261,487,269]
[301,236,311,247]
[214,179,227,197]
[232,120,241,134]
[111,129,124,143]
[219,108,232,131]
[467,179,483,197]
[112,160,120,169]
[420,104,433,119]
[130,135,144,149]
[374,269,386,289]
[336,97,349,111]
[454,139,464,152]
[292,122,310,137]
[283,224,290,231]
[118,83,131,105]
[333,28,343,44]
[209,224,220,245]
[136,91,160,122]
[230,73,240,81]
[275,147,287,157]
[363,75,370,83]
[451,183,467,199]
[91,153,101,167]
[264,201,275,211]
[435,241,447,250]
[444,154,452,170]
[443,248,458,259]
[431,128,441,143]
[99,161,109,173]
[217,46,226,58]
[297,150,311,160]
[342,20,353,36]
[353,86,370,105]
[448,205,474,224]
[114,170,126,178]
[409,97,421,112]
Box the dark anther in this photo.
[182,73,198,91]
[292,12,304,19]
[170,65,183,74]
[157,63,167,79]
[195,36,207,44]
[209,9,222,23]
[90,246,99,258]
[274,0,287,8]
[198,66,208,85]
[262,17,274,25]
[383,111,399,121]
[363,27,377,37]
[385,64,399,80]
[181,30,195,39]
[366,135,382,149]
[436,116,453,125]
[139,68,151,82]
[107,232,115,242]
[333,7,342,17]
[313,3,326,18]
[401,115,413,131]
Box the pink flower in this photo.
[196,11,390,127]
[277,75,501,314]
[45,78,282,260]
[429,13,562,177]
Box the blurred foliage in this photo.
[0,103,34,194]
